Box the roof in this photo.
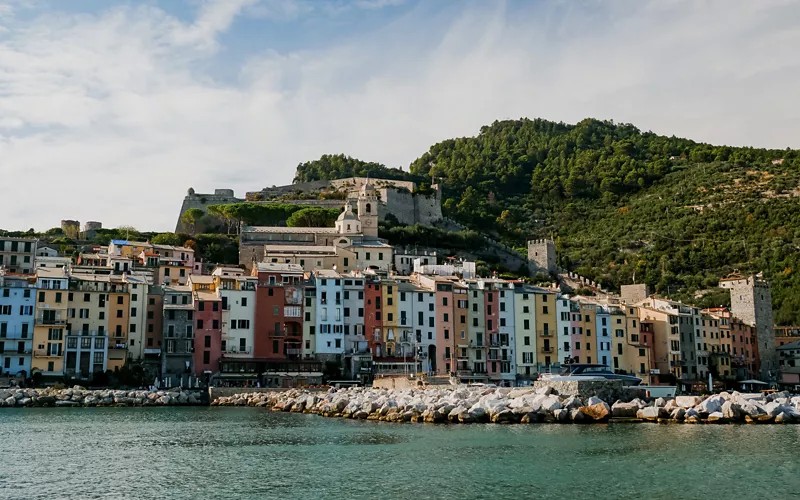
[194,291,221,302]
[256,262,304,273]
[263,245,338,254]
[777,341,800,350]
[315,269,341,278]
[243,226,339,234]
[190,276,214,284]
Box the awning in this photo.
[217,373,259,379]
[261,371,323,377]
[739,379,769,385]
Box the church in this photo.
[238,180,394,273]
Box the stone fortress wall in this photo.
[175,177,442,232]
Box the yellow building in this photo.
[32,269,70,376]
[107,279,131,370]
[381,279,400,356]
[535,290,557,367]
[639,306,683,380]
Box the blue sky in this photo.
[1,0,799,231]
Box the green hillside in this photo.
[407,118,800,324]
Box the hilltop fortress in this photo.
[175,177,443,232]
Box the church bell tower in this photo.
[357,179,379,238]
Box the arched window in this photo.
[366,203,371,213]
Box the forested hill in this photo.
[403,118,800,324]
[293,154,419,184]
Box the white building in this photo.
[497,281,517,384]
[213,267,257,357]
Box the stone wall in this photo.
[372,376,424,390]
[175,189,242,232]
[533,379,630,402]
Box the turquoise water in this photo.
[1,408,798,500]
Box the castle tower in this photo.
[719,275,777,381]
[527,239,557,275]
[357,180,379,238]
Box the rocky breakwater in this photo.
[0,386,206,407]
[219,386,800,425]
[215,385,617,424]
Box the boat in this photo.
[539,363,642,386]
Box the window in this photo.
[204,335,211,348]
[197,320,204,330]
[213,320,219,329]
[523,319,530,330]
[203,351,210,364]
[524,336,530,346]
[116,310,123,318]
[199,302,205,312]
[542,306,548,314]
[131,307,137,317]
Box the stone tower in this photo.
[357,180,379,238]
[527,239,557,275]
[719,275,778,381]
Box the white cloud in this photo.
[0,0,799,232]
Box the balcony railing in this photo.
[34,316,67,326]
[0,332,31,340]
[469,341,485,348]
[286,348,301,355]
[538,330,553,337]
[34,349,62,357]
[1,348,31,354]
[541,347,554,354]
[225,346,252,354]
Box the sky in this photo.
[1,0,799,232]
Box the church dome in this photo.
[337,203,358,221]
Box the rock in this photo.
[698,395,725,414]
[448,406,468,423]
[763,402,786,418]
[4,396,16,407]
[353,410,369,419]
[585,396,604,406]
[458,412,476,424]
[520,412,540,424]
[562,396,583,410]
[18,397,31,406]
[775,412,793,424]
[579,402,610,422]
[637,406,666,421]
[490,409,517,424]
[507,388,536,399]
[721,401,742,421]
[654,397,666,408]
[539,396,562,413]
[670,408,686,420]
[611,401,639,418]
[675,396,702,408]
[570,409,586,423]
[535,385,556,396]
[467,406,488,423]
[553,409,570,423]
[664,399,678,412]
[55,400,79,407]
[707,411,727,423]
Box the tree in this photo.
[181,208,205,234]
[152,233,184,246]
[286,207,340,228]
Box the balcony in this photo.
[286,348,301,356]
[34,315,67,326]
[284,306,302,318]
[224,346,252,355]
[538,330,553,337]
[541,347,554,354]
[1,347,31,354]
[0,332,31,340]
[34,349,62,358]
[469,341,485,348]
[70,330,103,337]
